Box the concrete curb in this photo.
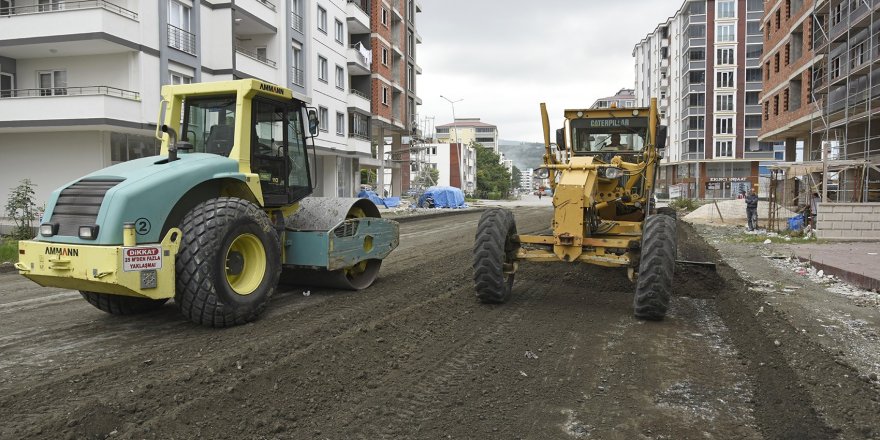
[794,256,880,292]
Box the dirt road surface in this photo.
[1,207,878,439]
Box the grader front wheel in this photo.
[473,208,519,304]
[633,214,677,320]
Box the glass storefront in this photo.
[704,162,752,199]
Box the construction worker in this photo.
[745,189,759,231]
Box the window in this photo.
[831,3,842,25]
[746,44,762,59]
[336,112,345,135]
[689,93,706,106]
[318,106,329,132]
[111,134,160,164]
[716,94,734,111]
[292,47,303,86]
[747,20,761,35]
[168,0,190,31]
[381,7,388,26]
[689,70,705,84]
[382,86,388,105]
[688,24,706,38]
[716,70,735,88]
[745,115,762,129]
[747,0,763,11]
[688,139,705,153]
[717,47,735,65]
[715,117,734,134]
[717,24,735,42]
[715,140,733,157]
[688,116,705,129]
[170,72,192,85]
[0,72,13,98]
[335,19,344,44]
[831,56,841,78]
[318,56,328,82]
[746,68,762,82]
[851,42,865,68]
[689,49,705,60]
[38,0,63,12]
[317,6,327,33]
[717,0,735,18]
[746,91,760,105]
[255,47,268,62]
[335,65,344,89]
[37,70,66,96]
[382,47,388,66]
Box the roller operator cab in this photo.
[472,98,677,320]
[16,79,399,327]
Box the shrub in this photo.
[5,179,38,240]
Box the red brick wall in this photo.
[370,1,393,120]
[759,0,817,139]
[449,143,462,188]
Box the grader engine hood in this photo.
[37,154,242,245]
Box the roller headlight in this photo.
[40,223,58,237]
[603,167,623,179]
[78,225,99,240]
[535,168,550,179]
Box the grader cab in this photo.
[472,98,677,320]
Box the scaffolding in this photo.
[808,0,880,205]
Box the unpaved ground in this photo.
[0,207,878,439]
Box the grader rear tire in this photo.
[633,214,677,320]
[175,197,281,328]
[80,291,168,315]
[473,208,518,304]
[657,207,677,220]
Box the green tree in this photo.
[360,169,377,187]
[511,166,522,190]
[5,179,38,239]
[475,144,511,199]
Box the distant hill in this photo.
[498,140,546,171]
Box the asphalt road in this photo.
[0,207,876,439]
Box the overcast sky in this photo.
[416,0,686,142]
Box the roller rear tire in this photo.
[633,214,677,320]
[473,208,518,304]
[80,291,168,315]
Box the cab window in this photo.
[181,95,237,156]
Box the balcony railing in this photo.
[0,86,140,100]
[350,88,369,100]
[167,24,196,55]
[236,46,276,67]
[291,11,303,32]
[681,152,705,161]
[256,0,276,11]
[291,67,304,87]
[0,0,138,20]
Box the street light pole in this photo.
[440,95,464,191]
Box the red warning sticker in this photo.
[122,246,162,272]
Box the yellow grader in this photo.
[472,98,676,320]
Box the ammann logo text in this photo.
[45,247,79,257]
[259,83,284,95]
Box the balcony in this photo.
[235,48,277,83]
[168,24,196,55]
[347,88,371,114]
[346,0,370,34]
[681,152,705,161]
[0,86,142,128]
[0,1,140,58]
[235,0,277,29]
[348,43,372,75]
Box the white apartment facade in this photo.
[412,142,476,191]
[0,0,404,205]
[436,118,499,154]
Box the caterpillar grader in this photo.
[15,79,399,327]
[472,98,676,320]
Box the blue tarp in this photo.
[356,190,401,208]
[788,214,805,231]
[418,186,467,208]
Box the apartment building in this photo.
[761,0,880,203]
[634,0,772,199]
[0,0,422,205]
[590,89,637,109]
[409,142,476,191]
[436,118,499,153]
[368,0,422,197]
